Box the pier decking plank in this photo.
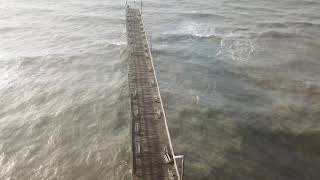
[126,8,180,180]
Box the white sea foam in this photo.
[183,22,216,38]
[220,32,255,64]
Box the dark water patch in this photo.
[217,84,272,109]
[257,22,289,29]
[237,68,320,95]
[57,14,125,25]
[155,33,219,44]
[256,31,307,39]
[230,27,251,33]
[4,6,56,18]
[225,4,282,14]
[169,103,320,180]
[152,48,216,65]
[287,21,320,28]
[256,21,320,33]
[285,130,320,155]
[82,3,125,11]
[211,124,320,180]
[290,0,320,6]
[0,26,36,33]
[280,60,320,76]
[178,12,233,21]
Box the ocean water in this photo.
[0,0,320,180]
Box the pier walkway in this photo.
[126,7,180,180]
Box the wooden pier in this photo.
[126,6,181,180]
